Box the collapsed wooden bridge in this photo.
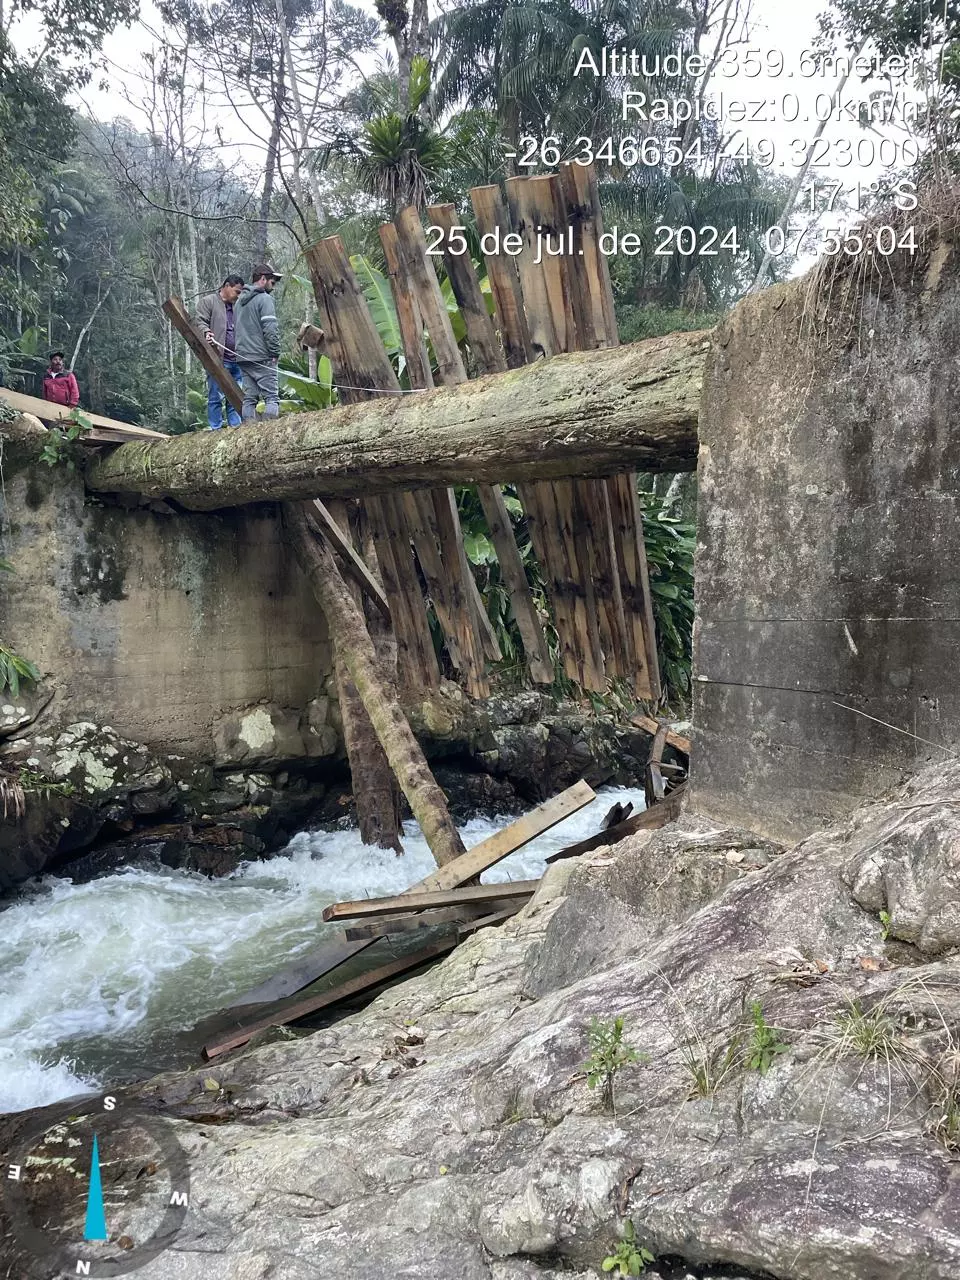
[24,164,704,1049]
[85,165,709,703]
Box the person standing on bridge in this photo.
[41,352,80,408]
[235,263,282,423]
[195,275,245,430]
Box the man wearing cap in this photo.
[235,262,282,422]
[194,274,244,429]
[41,352,80,408]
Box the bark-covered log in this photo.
[85,332,709,510]
[283,502,466,868]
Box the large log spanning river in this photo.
[0,788,645,1115]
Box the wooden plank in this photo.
[343,901,520,940]
[395,206,468,385]
[474,484,554,684]
[504,175,559,359]
[224,936,375,1008]
[517,479,580,684]
[543,784,687,864]
[458,905,523,938]
[366,493,440,690]
[645,722,669,808]
[382,220,479,681]
[558,162,611,350]
[451,192,553,685]
[631,715,691,756]
[608,473,662,701]
[390,208,494,686]
[323,878,539,922]
[379,222,434,390]
[417,778,597,893]
[0,386,166,439]
[310,500,390,621]
[163,296,244,414]
[470,184,534,368]
[575,477,631,679]
[585,162,620,346]
[432,485,499,673]
[550,477,605,691]
[409,212,551,684]
[400,490,465,670]
[203,938,455,1059]
[504,175,601,688]
[426,203,506,373]
[306,237,441,693]
[306,237,403,399]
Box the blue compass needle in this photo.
[84,1134,108,1242]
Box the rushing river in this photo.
[0,787,645,1115]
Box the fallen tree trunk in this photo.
[283,501,466,867]
[85,332,709,510]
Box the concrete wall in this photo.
[693,244,960,842]
[0,449,332,762]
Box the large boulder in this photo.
[7,759,959,1278]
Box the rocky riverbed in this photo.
[0,689,674,893]
[6,758,960,1278]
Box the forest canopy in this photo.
[0,0,951,433]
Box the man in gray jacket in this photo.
[235,263,282,422]
[194,275,244,429]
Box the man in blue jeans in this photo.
[194,275,244,429]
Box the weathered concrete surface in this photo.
[0,436,332,760]
[694,245,960,841]
[6,761,960,1278]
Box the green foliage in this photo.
[0,644,41,697]
[0,557,41,697]
[639,492,695,706]
[879,909,892,941]
[583,1014,643,1113]
[601,1221,655,1276]
[356,56,449,210]
[18,767,75,799]
[833,999,898,1059]
[680,1035,741,1099]
[39,409,92,470]
[746,1001,788,1075]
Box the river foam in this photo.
[0,787,645,1114]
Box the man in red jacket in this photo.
[42,352,80,408]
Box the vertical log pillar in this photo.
[285,502,466,868]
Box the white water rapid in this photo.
[0,787,646,1115]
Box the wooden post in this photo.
[426,203,506,374]
[389,208,499,683]
[471,185,535,368]
[306,236,440,692]
[322,499,403,854]
[284,501,465,867]
[163,296,243,413]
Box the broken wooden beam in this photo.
[225,936,375,1008]
[284,500,465,867]
[309,499,390,620]
[417,779,596,892]
[323,878,539,923]
[631,714,692,757]
[458,906,521,938]
[0,387,166,440]
[163,296,244,414]
[544,783,687,864]
[83,334,708,509]
[203,938,454,1060]
[343,896,528,940]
